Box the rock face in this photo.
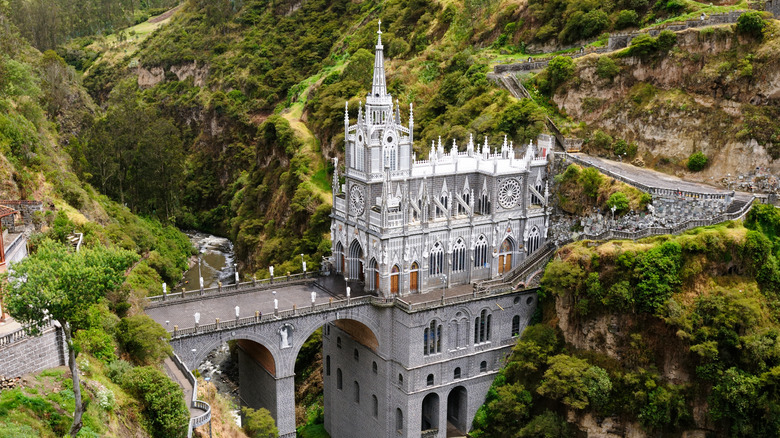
[135,62,209,88]
[554,27,780,182]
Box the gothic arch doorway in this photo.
[348,240,364,282]
[447,386,468,434]
[390,265,400,294]
[410,261,419,293]
[498,237,514,275]
[421,392,440,432]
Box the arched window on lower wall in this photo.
[396,408,404,431]
[337,368,342,390]
[512,315,521,336]
[372,394,378,418]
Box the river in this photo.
[179,232,242,424]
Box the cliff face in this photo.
[554,26,780,182]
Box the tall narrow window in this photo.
[326,355,331,376]
[354,348,359,361]
[454,367,461,379]
[372,395,378,418]
[474,235,488,269]
[337,368,343,390]
[429,242,444,276]
[531,179,543,206]
[453,239,466,272]
[527,227,541,255]
[512,315,521,336]
[372,361,378,374]
[475,310,490,343]
[337,337,342,348]
[354,381,360,403]
[396,409,404,431]
[424,320,442,355]
[427,374,434,386]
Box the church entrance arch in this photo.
[447,386,468,433]
[498,237,515,275]
[348,240,364,282]
[421,392,440,432]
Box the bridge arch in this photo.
[187,331,281,374]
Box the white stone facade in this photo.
[330,26,552,297]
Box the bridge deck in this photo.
[569,153,736,196]
[146,280,345,330]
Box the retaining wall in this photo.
[0,324,67,378]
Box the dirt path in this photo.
[149,3,183,23]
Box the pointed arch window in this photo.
[473,235,488,269]
[476,191,490,215]
[474,309,492,344]
[452,239,466,272]
[335,241,344,274]
[438,192,449,218]
[384,146,397,171]
[512,315,521,336]
[429,242,444,276]
[531,178,544,206]
[356,144,364,172]
[424,320,442,355]
[527,227,541,255]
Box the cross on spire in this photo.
[378,19,382,35]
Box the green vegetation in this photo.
[242,407,279,438]
[687,151,708,171]
[736,11,767,39]
[624,29,677,58]
[554,164,650,215]
[119,366,189,438]
[3,239,138,436]
[475,205,780,436]
[4,0,179,50]
[595,56,620,80]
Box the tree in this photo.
[736,11,766,39]
[596,56,620,80]
[687,151,707,171]
[242,406,279,438]
[2,239,138,436]
[117,314,172,365]
[547,56,575,91]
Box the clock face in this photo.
[498,179,522,209]
[350,185,365,215]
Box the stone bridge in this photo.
[146,275,536,438]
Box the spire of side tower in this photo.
[371,20,387,99]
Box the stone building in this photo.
[330,22,552,297]
[320,22,551,438]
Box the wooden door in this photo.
[374,270,380,291]
[498,255,505,274]
[341,254,345,273]
[358,261,365,282]
[410,271,418,292]
[505,254,512,273]
[391,274,399,294]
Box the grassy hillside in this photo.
[473,204,780,436]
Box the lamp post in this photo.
[311,291,316,308]
[274,298,278,317]
[194,312,200,331]
[235,306,240,321]
[198,255,204,294]
[269,265,274,283]
[234,263,239,284]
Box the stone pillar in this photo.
[275,375,297,438]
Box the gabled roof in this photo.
[0,205,18,219]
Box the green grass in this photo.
[649,0,749,28]
[311,167,331,193]
[297,423,330,438]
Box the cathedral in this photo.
[330,22,552,296]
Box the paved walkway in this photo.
[0,318,21,336]
[163,356,207,419]
[570,153,732,195]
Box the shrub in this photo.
[123,366,189,438]
[242,407,278,438]
[596,56,620,80]
[615,10,639,29]
[547,56,575,91]
[736,11,766,39]
[606,191,630,214]
[656,30,677,52]
[579,167,604,198]
[687,151,707,171]
[626,34,657,58]
[117,315,171,365]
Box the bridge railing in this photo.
[169,294,377,338]
[395,286,530,313]
[169,352,211,438]
[147,271,319,307]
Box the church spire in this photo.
[370,20,387,100]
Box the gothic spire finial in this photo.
[370,19,387,100]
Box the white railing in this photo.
[147,272,319,306]
[170,352,211,438]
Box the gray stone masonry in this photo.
[0,324,67,378]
